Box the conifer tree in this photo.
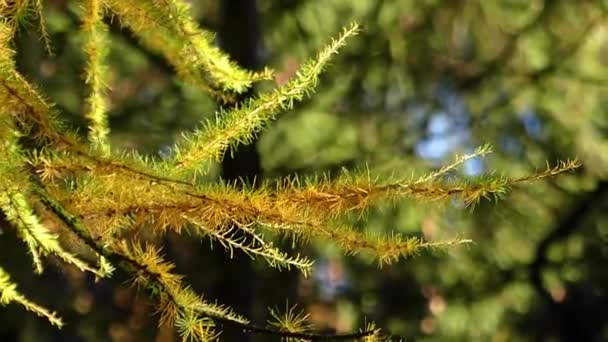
[0,1,580,340]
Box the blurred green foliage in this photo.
[257,1,608,341]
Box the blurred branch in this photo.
[529,180,608,302]
[462,7,605,150]
[104,17,174,75]
[453,0,555,90]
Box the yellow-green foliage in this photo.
[82,0,110,155]
[0,1,580,341]
[0,266,63,328]
[105,0,272,102]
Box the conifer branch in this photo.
[268,303,312,337]
[105,0,271,98]
[0,121,109,277]
[414,144,493,184]
[512,159,582,184]
[154,0,273,91]
[0,190,105,276]
[0,23,78,148]
[259,220,471,266]
[273,156,581,214]
[0,266,63,327]
[32,149,194,187]
[36,176,378,341]
[265,305,383,341]
[0,21,12,64]
[0,1,52,51]
[82,0,111,155]
[66,176,468,266]
[0,1,26,31]
[55,153,577,268]
[169,23,360,176]
[37,184,244,338]
[189,218,314,276]
[32,0,52,54]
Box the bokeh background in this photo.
[2,0,608,341]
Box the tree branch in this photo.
[529,180,608,302]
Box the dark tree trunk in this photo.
[215,1,261,341]
[214,3,301,340]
